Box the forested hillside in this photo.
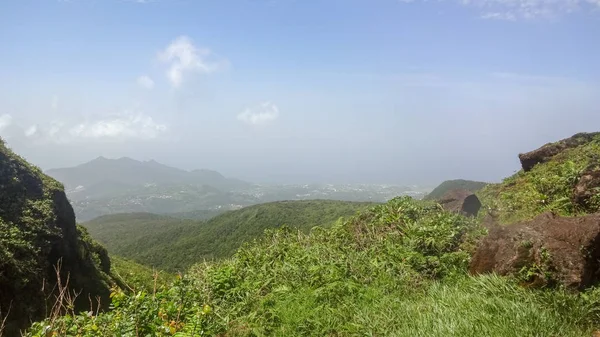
[84,200,374,272]
[83,213,197,256]
[166,209,227,220]
[0,139,114,335]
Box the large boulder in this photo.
[518,132,599,172]
[469,212,600,289]
[438,189,482,217]
[572,166,600,212]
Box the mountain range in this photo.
[46,156,250,194]
[45,157,423,222]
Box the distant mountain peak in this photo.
[116,157,139,163]
[45,156,250,192]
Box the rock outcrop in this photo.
[572,166,600,212]
[518,132,600,172]
[438,189,482,217]
[0,139,112,335]
[469,212,600,289]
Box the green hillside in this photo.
[26,196,600,337]
[424,179,489,200]
[165,209,227,220]
[479,133,600,224]
[84,200,374,272]
[0,139,114,335]
[83,213,197,255]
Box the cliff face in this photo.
[0,139,111,335]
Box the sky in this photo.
[0,0,599,185]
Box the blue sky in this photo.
[1,0,599,185]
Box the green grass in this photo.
[84,200,375,272]
[110,255,175,293]
[257,275,597,337]
[424,179,489,200]
[479,135,600,224]
[24,197,600,336]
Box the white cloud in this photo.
[69,110,167,140]
[480,12,517,20]
[0,114,12,131]
[48,121,64,138]
[237,102,280,126]
[402,0,600,19]
[137,75,155,89]
[158,36,226,87]
[24,125,38,137]
[1,109,167,144]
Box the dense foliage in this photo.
[0,139,113,335]
[424,179,489,200]
[84,213,197,257]
[84,200,374,272]
[479,134,600,223]
[24,197,600,336]
[165,209,227,221]
[110,256,174,293]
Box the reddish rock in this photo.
[573,167,600,212]
[469,212,600,289]
[438,189,482,217]
[518,132,599,172]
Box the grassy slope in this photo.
[26,197,600,337]
[165,209,227,220]
[424,179,489,200]
[84,213,196,255]
[110,255,174,293]
[479,134,600,224]
[84,200,374,272]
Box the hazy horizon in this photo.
[1,0,599,186]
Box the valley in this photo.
[45,157,427,221]
[83,200,374,272]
